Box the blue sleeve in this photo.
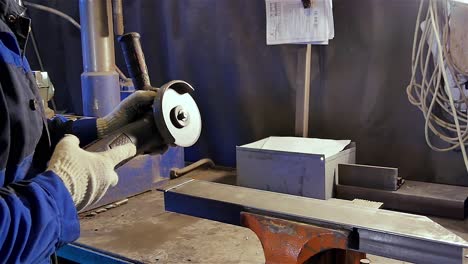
[0,171,79,263]
[48,116,98,147]
[72,118,98,146]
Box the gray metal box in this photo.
[236,138,356,199]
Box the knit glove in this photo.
[47,135,137,212]
[97,90,157,138]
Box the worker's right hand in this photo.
[47,135,136,212]
[96,90,157,138]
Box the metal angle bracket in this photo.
[162,179,468,264]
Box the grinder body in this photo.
[85,112,167,154]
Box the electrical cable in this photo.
[23,1,80,29]
[27,8,59,112]
[407,0,468,172]
[29,27,44,71]
[23,1,130,82]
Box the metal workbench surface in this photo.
[77,167,468,263]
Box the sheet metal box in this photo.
[236,139,356,199]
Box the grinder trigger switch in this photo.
[108,134,133,149]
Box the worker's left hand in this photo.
[47,135,136,212]
[97,90,157,138]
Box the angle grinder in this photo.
[85,32,202,166]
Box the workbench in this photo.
[75,167,468,264]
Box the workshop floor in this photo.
[78,168,468,264]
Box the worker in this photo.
[0,0,157,262]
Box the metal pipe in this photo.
[80,0,120,117]
[112,0,124,36]
[170,159,215,179]
[80,0,115,72]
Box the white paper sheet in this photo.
[265,0,334,45]
[259,137,351,158]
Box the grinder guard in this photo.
[153,80,202,148]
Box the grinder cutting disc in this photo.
[153,80,202,147]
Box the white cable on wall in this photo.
[407,0,468,172]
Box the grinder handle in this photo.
[118,32,152,90]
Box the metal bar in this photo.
[295,44,311,137]
[57,243,142,264]
[112,0,124,36]
[170,158,215,179]
[359,229,464,264]
[80,0,120,117]
[163,179,468,264]
[338,163,399,191]
[336,180,468,219]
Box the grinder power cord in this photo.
[47,135,136,212]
